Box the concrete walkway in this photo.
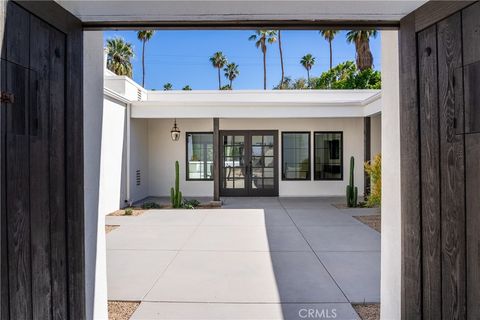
[106,197,380,320]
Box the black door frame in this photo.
[219,130,279,197]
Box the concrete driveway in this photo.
[106,197,380,320]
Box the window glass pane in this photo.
[252,156,263,168]
[252,135,263,145]
[252,146,262,156]
[314,132,343,180]
[264,168,274,178]
[264,157,275,168]
[282,133,310,180]
[187,133,214,180]
[264,135,274,146]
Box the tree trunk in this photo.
[355,39,373,71]
[142,41,146,87]
[329,39,333,69]
[263,49,267,90]
[217,68,221,89]
[307,69,310,88]
[278,30,285,88]
[230,79,233,89]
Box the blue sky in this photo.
[104,30,381,90]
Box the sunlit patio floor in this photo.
[106,197,380,320]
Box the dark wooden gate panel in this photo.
[401,1,480,319]
[437,13,466,320]
[465,134,480,320]
[418,25,442,320]
[49,25,68,320]
[463,3,480,319]
[29,16,53,320]
[1,1,84,319]
[5,60,32,320]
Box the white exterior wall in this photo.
[98,96,127,215]
[148,119,214,198]
[83,31,108,320]
[130,119,150,202]
[371,113,382,158]
[380,30,401,320]
[104,75,147,101]
[146,118,365,198]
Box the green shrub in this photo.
[183,199,200,209]
[365,154,381,207]
[275,61,381,90]
[124,208,133,215]
[141,202,161,209]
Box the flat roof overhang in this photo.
[55,0,426,29]
[129,90,381,118]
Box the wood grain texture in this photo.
[414,1,474,32]
[437,13,466,320]
[65,27,85,320]
[462,2,480,66]
[0,58,9,320]
[15,1,81,34]
[465,133,480,320]
[49,27,68,320]
[418,25,442,320]
[399,12,423,320]
[1,3,83,319]
[5,61,32,320]
[5,2,29,67]
[29,16,52,320]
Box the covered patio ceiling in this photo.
[129,90,382,118]
[56,0,426,27]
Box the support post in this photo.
[213,118,220,201]
[364,116,371,198]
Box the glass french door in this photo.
[220,130,278,196]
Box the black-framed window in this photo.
[314,132,343,180]
[186,132,213,180]
[282,132,311,180]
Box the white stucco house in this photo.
[99,68,382,214]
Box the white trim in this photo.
[131,89,381,119]
[103,87,130,105]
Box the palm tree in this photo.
[293,78,308,90]
[249,30,277,90]
[182,85,192,91]
[224,63,240,89]
[300,54,316,88]
[163,83,173,91]
[137,30,155,87]
[106,37,134,77]
[319,30,339,69]
[277,30,285,87]
[209,52,228,90]
[346,30,378,71]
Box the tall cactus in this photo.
[346,156,358,208]
[170,161,183,208]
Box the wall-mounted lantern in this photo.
[170,118,181,141]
